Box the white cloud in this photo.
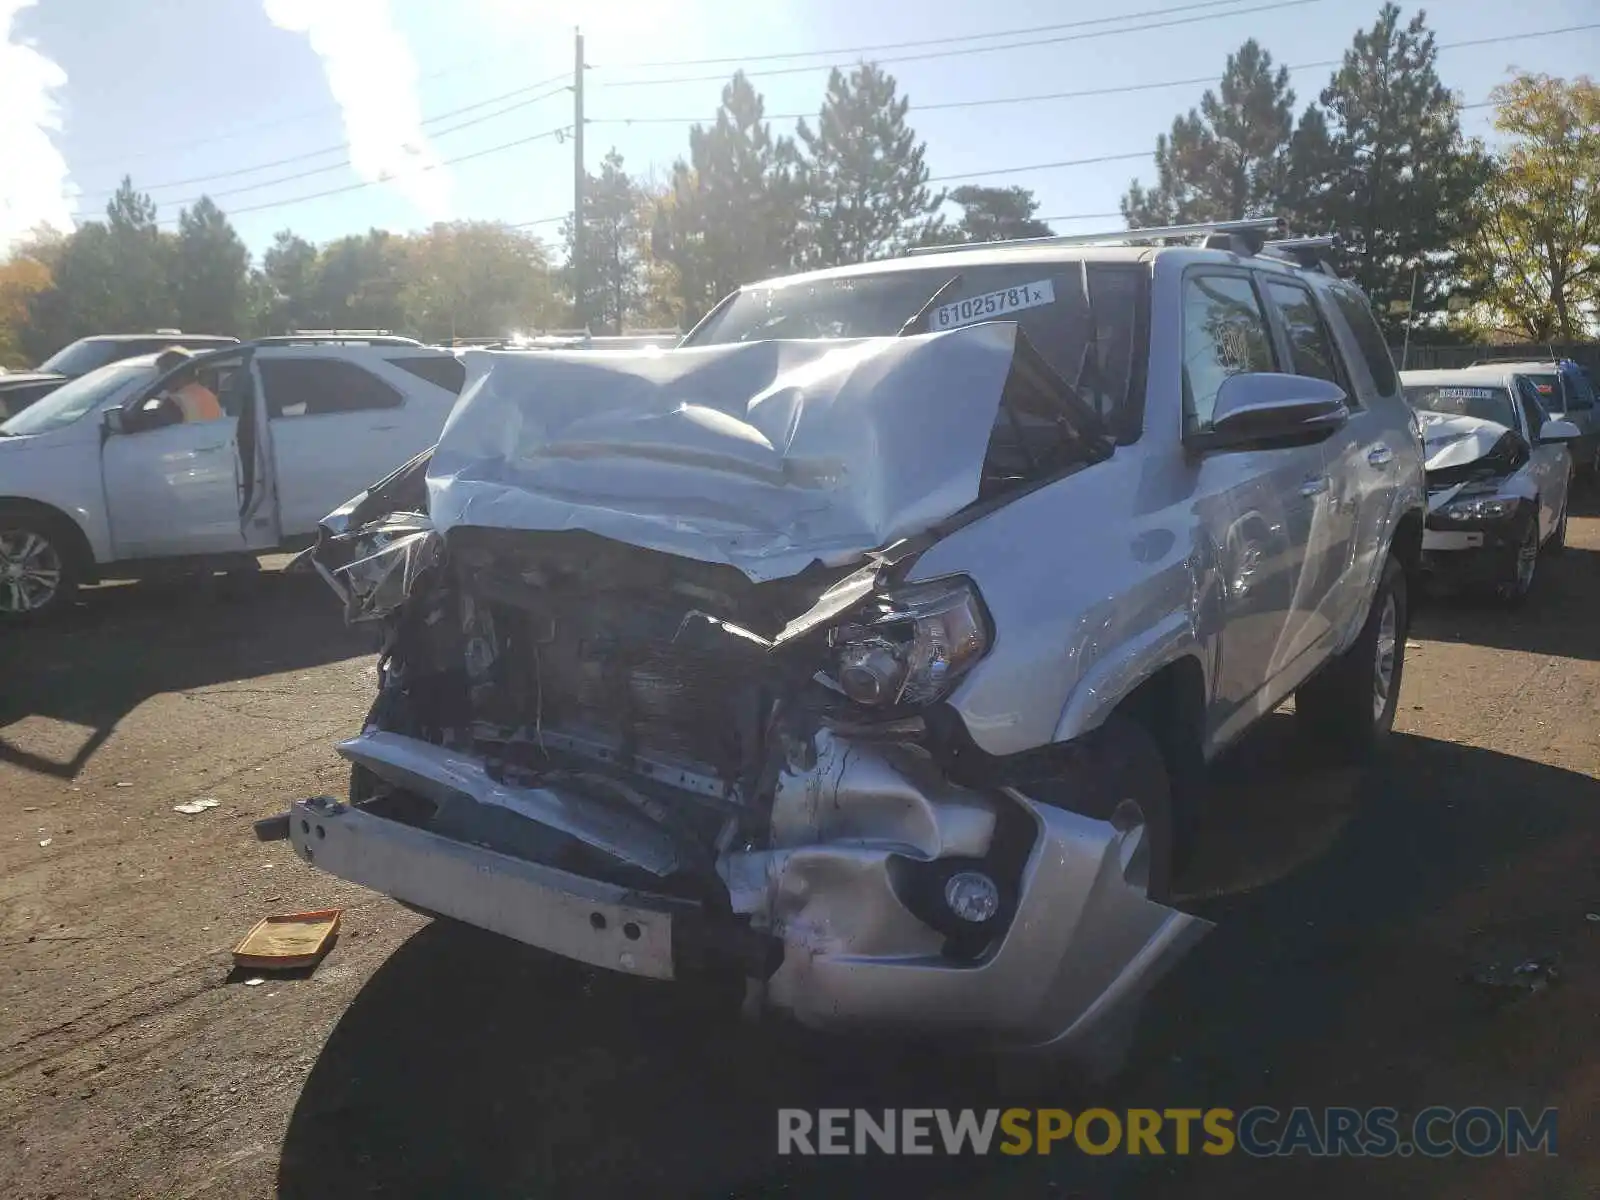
[0,0,74,250]
[264,0,451,218]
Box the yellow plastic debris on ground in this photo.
[232,909,342,971]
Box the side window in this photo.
[1182,273,1275,430]
[1514,377,1547,439]
[1560,367,1595,410]
[390,355,467,395]
[258,359,403,418]
[1326,286,1399,397]
[1263,279,1344,390]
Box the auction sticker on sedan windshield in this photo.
[932,280,1055,331]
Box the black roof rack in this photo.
[1261,235,1341,275]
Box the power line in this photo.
[929,153,1151,184]
[74,81,572,205]
[598,0,1271,70]
[587,23,1598,130]
[145,125,571,227]
[73,69,572,175]
[594,0,1326,89]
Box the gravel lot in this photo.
[3,510,1598,1200]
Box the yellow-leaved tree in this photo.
[1461,74,1600,342]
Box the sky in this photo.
[2,0,1598,258]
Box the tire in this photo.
[1548,499,1568,555]
[1296,555,1407,761]
[1494,511,1540,606]
[0,507,81,623]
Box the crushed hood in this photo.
[425,325,1027,583]
[1418,411,1515,473]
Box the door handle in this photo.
[1300,476,1330,497]
[193,443,227,453]
[1367,445,1395,467]
[372,424,399,431]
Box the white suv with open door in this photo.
[0,340,466,620]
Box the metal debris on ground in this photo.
[1465,955,1560,994]
[173,799,221,815]
[243,978,265,987]
[38,838,51,847]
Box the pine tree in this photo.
[174,196,250,335]
[652,72,804,322]
[1305,3,1490,332]
[944,186,1054,243]
[1122,40,1295,226]
[796,63,943,266]
[565,149,646,333]
[101,177,176,330]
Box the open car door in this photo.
[101,347,281,560]
[232,353,281,547]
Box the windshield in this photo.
[1404,384,1517,431]
[0,360,157,436]
[684,262,1147,430]
[37,338,124,378]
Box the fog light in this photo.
[943,871,1000,923]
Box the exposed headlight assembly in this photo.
[826,577,991,708]
[1440,496,1516,521]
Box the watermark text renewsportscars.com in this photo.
[777,1106,1558,1158]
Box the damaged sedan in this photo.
[1400,367,1580,603]
[266,220,1426,1067]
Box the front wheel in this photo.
[0,513,79,622]
[1495,512,1540,605]
[1296,555,1407,761]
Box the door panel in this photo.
[256,357,421,535]
[1180,270,1325,745]
[103,418,245,559]
[103,352,273,559]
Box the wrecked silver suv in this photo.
[266,219,1425,1065]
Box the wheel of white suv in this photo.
[1548,499,1568,555]
[0,509,79,622]
[1496,511,1541,605]
[1295,555,1407,761]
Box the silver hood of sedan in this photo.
[425,325,1023,582]
[1418,411,1513,473]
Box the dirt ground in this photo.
[2,509,1598,1200]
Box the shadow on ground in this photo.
[1414,542,1600,662]
[276,718,1600,1199]
[0,571,373,779]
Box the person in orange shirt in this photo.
[154,347,224,422]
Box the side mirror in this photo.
[103,408,127,435]
[1539,418,1581,444]
[1193,373,1349,453]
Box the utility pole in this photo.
[572,28,586,334]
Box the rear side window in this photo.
[1263,279,1343,388]
[1564,367,1596,409]
[390,355,466,395]
[1182,273,1275,430]
[1326,286,1398,397]
[258,359,403,418]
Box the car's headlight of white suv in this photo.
[1440,496,1516,521]
[825,577,991,707]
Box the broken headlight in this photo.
[826,577,990,707]
[1440,496,1516,521]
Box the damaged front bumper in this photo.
[279,724,1210,1057]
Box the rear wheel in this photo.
[1296,556,1407,760]
[0,511,80,622]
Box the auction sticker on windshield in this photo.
[1439,388,1499,399]
[932,280,1056,331]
